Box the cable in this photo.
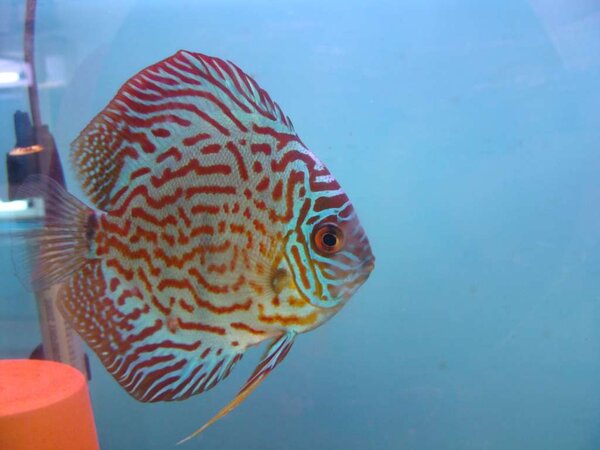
[24,0,42,134]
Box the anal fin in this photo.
[178,332,296,445]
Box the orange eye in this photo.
[313,223,344,255]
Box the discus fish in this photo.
[17,50,374,441]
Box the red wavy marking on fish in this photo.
[105,235,161,276]
[116,288,144,307]
[256,176,270,192]
[146,340,202,355]
[188,268,230,294]
[194,56,262,117]
[200,143,222,155]
[151,159,231,188]
[314,193,348,212]
[144,377,185,402]
[191,203,220,215]
[244,230,254,250]
[207,263,227,274]
[176,364,208,399]
[127,130,156,154]
[296,198,312,229]
[155,278,196,295]
[131,207,177,227]
[178,319,226,335]
[268,170,305,223]
[106,258,134,281]
[100,216,131,237]
[185,185,237,198]
[124,319,164,346]
[123,112,192,128]
[271,179,283,201]
[115,93,230,136]
[229,223,246,234]
[229,246,239,272]
[251,143,271,156]
[257,304,318,327]
[110,186,129,207]
[136,360,189,401]
[309,178,341,193]
[190,225,214,237]
[152,240,230,270]
[122,355,175,381]
[117,341,200,389]
[137,267,153,293]
[129,79,248,133]
[156,147,182,164]
[253,124,302,150]
[155,277,251,314]
[225,141,249,181]
[183,132,211,147]
[194,296,252,314]
[252,219,267,236]
[109,277,120,292]
[140,69,180,87]
[130,226,158,244]
[179,298,194,313]
[123,304,151,324]
[270,149,318,174]
[118,146,140,161]
[153,60,201,87]
[230,322,266,335]
[161,232,175,246]
[213,57,285,124]
[111,184,183,216]
[290,245,311,290]
[150,294,172,316]
[338,203,355,219]
[197,360,224,392]
[177,230,189,245]
[152,247,196,270]
[130,167,151,181]
[151,128,170,138]
[170,54,256,118]
[178,207,192,228]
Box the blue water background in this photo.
[1,1,599,449]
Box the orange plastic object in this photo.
[0,359,99,450]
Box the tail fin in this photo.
[11,175,96,291]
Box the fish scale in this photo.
[16,50,374,440]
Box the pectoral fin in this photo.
[178,332,296,444]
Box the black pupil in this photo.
[322,232,338,248]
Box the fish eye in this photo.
[312,223,344,255]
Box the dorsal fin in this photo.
[70,50,296,210]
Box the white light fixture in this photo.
[0,58,28,88]
[0,199,28,212]
[0,71,20,84]
[0,198,44,219]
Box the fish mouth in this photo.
[349,257,376,289]
[354,256,375,286]
[361,255,375,274]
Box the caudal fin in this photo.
[11,175,96,291]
